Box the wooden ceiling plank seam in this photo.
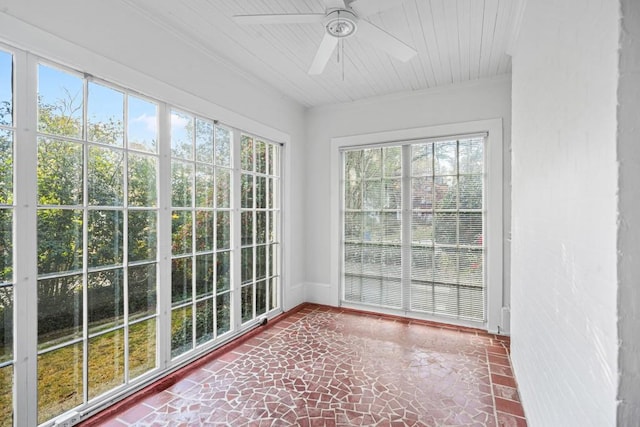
[478,0,499,78]
[401,1,434,88]
[422,0,448,86]
[395,8,425,91]
[486,0,508,77]
[429,0,454,85]
[442,0,462,83]
[119,0,315,107]
[417,0,445,86]
[376,10,420,92]
[407,0,438,87]
[467,0,484,81]
[369,11,419,93]
[348,22,395,95]
[340,42,381,101]
[456,0,472,83]
[494,0,516,75]
[497,0,516,75]
[474,0,486,80]
[354,14,399,94]
[399,2,429,89]
[344,36,390,97]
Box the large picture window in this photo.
[240,135,280,325]
[0,44,285,426]
[36,64,159,422]
[169,111,233,358]
[342,136,486,322]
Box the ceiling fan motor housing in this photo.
[325,9,358,38]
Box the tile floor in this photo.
[83,304,527,426]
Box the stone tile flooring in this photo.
[85,305,527,426]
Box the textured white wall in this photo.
[0,2,308,309]
[304,77,512,310]
[617,0,640,423]
[510,1,619,426]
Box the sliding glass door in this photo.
[342,137,485,322]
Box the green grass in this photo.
[0,366,12,426]
[32,319,156,424]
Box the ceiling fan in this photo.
[233,0,417,75]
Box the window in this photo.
[0,48,14,427]
[342,138,485,321]
[169,111,233,358]
[343,147,402,308]
[334,121,502,330]
[36,64,159,422]
[240,135,280,324]
[409,138,484,319]
[0,44,285,425]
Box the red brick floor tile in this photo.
[488,353,512,366]
[493,384,521,402]
[490,363,514,377]
[85,305,527,426]
[495,397,526,417]
[497,411,528,427]
[491,373,518,388]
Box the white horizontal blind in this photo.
[343,147,403,308]
[410,138,484,320]
[342,136,485,321]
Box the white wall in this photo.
[510,1,619,426]
[0,1,308,309]
[617,0,640,423]
[304,76,512,316]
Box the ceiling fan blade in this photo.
[349,0,405,16]
[355,19,417,62]
[323,0,346,9]
[233,13,325,25]
[308,33,339,75]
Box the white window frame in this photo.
[330,119,504,332]
[4,39,291,426]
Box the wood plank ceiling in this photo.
[119,0,523,108]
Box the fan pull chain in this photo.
[341,39,345,81]
[336,11,341,64]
